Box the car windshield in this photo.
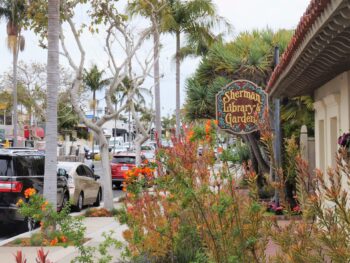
[141,146,152,151]
[0,157,13,176]
[57,163,75,173]
[14,155,44,176]
[111,156,135,164]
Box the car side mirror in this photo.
[94,174,100,180]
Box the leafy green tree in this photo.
[58,91,79,132]
[162,114,176,135]
[0,0,27,146]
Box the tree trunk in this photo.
[246,133,269,174]
[92,90,96,156]
[175,30,181,138]
[12,44,18,146]
[135,138,142,167]
[153,30,161,142]
[98,132,114,210]
[242,134,269,178]
[44,0,60,206]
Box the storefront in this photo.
[268,0,350,171]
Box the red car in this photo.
[110,152,136,188]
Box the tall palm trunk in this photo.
[175,30,181,137]
[153,30,161,141]
[92,90,96,156]
[12,47,18,146]
[44,0,60,206]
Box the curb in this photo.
[0,196,122,247]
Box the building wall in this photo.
[314,71,350,171]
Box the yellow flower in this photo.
[16,198,24,207]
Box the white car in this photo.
[141,145,156,161]
[110,145,129,154]
[57,162,102,211]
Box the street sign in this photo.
[216,80,268,134]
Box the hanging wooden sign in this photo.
[216,80,268,134]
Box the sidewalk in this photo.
[0,202,127,263]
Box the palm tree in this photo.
[43,0,60,205]
[185,29,294,175]
[127,0,169,142]
[281,96,315,138]
[164,0,225,137]
[0,0,26,146]
[83,65,110,153]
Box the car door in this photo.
[75,165,89,205]
[82,165,99,203]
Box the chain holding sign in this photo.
[216,80,268,134]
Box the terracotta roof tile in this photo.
[267,0,331,93]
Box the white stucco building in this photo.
[268,0,350,172]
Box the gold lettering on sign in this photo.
[221,89,262,126]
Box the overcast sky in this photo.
[0,0,310,117]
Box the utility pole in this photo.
[113,101,117,154]
[273,46,282,205]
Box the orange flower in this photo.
[16,198,24,207]
[41,201,48,211]
[186,130,195,141]
[50,237,58,246]
[214,120,218,125]
[60,235,68,243]
[143,167,154,177]
[24,188,36,198]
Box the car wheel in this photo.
[93,188,102,207]
[19,218,37,232]
[75,192,84,212]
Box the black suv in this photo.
[0,148,69,230]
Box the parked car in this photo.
[145,140,157,149]
[110,152,137,188]
[110,145,129,154]
[57,162,102,211]
[0,148,69,231]
[141,145,156,161]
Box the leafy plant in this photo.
[120,121,270,263]
[17,188,84,247]
[14,251,27,263]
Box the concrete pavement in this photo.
[0,217,127,263]
[0,200,126,263]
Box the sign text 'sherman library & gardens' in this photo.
[216,80,268,134]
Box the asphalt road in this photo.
[0,160,124,242]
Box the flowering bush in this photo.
[119,120,270,262]
[16,189,85,247]
[119,116,350,262]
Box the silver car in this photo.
[57,162,102,211]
